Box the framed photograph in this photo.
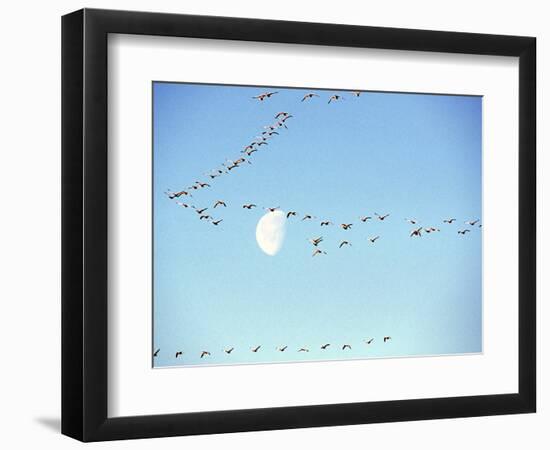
[62,8,536,442]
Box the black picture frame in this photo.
[62,8,536,442]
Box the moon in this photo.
[256,210,287,256]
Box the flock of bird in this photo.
[153,335,393,360]
[164,87,481,257]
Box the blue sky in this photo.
[152,82,482,368]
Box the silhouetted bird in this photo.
[443,218,456,224]
[384,336,392,343]
[312,249,327,257]
[321,344,331,350]
[302,93,320,101]
[153,348,160,357]
[298,348,310,352]
[200,351,210,358]
[328,94,343,104]
[213,200,227,208]
[410,227,423,237]
[175,351,183,358]
[339,240,352,248]
[340,223,353,230]
[287,211,298,218]
[242,204,256,209]
[342,344,352,350]
[375,212,390,220]
[277,346,288,352]
[212,219,223,226]
[224,347,234,354]
[369,236,380,243]
[365,338,374,345]
[458,229,471,235]
[465,219,480,226]
[251,345,261,353]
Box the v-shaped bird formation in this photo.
[164,89,481,258]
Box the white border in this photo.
[107,34,518,417]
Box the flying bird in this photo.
[309,236,324,246]
[466,219,480,226]
[175,201,190,208]
[153,348,160,357]
[369,236,380,243]
[302,214,314,221]
[199,215,211,221]
[286,211,298,218]
[443,218,456,224]
[342,344,352,350]
[375,212,390,221]
[224,347,234,354]
[212,219,223,226]
[383,336,392,343]
[405,218,418,224]
[200,351,210,358]
[340,223,353,230]
[410,227,423,237]
[302,93,320,101]
[242,204,257,209]
[425,227,440,233]
[277,346,288,352]
[312,249,327,257]
[194,207,208,215]
[213,200,227,208]
[195,181,211,188]
[351,91,362,97]
[359,216,372,222]
[339,240,352,248]
[275,112,290,118]
[458,229,471,235]
[251,345,261,353]
[252,91,278,101]
[265,206,280,213]
[166,189,191,199]
[298,348,310,353]
[175,351,183,358]
[328,94,343,104]
[320,221,333,226]
[321,343,331,350]
[365,338,374,345]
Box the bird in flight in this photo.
[443,218,456,224]
[359,216,372,222]
[425,227,440,233]
[340,223,353,230]
[410,227,423,237]
[213,200,227,208]
[458,229,471,235]
[312,249,327,257]
[153,348,160,357]
[339,240,352,248]
[405,218,418,225]
[328,94,343,104]
[251,345,262,353]
[321,343,331,350]
[369,236,380,243]
[302,93,319,102]
[351,91,362,97]
[265,206,280,213]
[212,219,223,226]
[465,219,480,226]
[252,91,278,101]
[287,211,298,218]
[224,347,234,354]
[298,348,310,353]
[175,201,190,208]
[277,346,288,352]
[242,204,256,209]
[175,351,183,358]
[166,189,191,199]
[199,215,211,221]
[275,111,290,118]
[365,338,374,345]
[302,214,314,221]
[195,181,211,188]
[194,207,208,215]
[200,351,211,358]
[309,236,324,246]
[262,131,280,138]
[342,344,352,350]
[383,336,392,343]
[320,221,333,226]
[375,212,390,221]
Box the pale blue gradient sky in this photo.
[153,82,482,367]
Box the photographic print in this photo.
[153,82,482,368]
